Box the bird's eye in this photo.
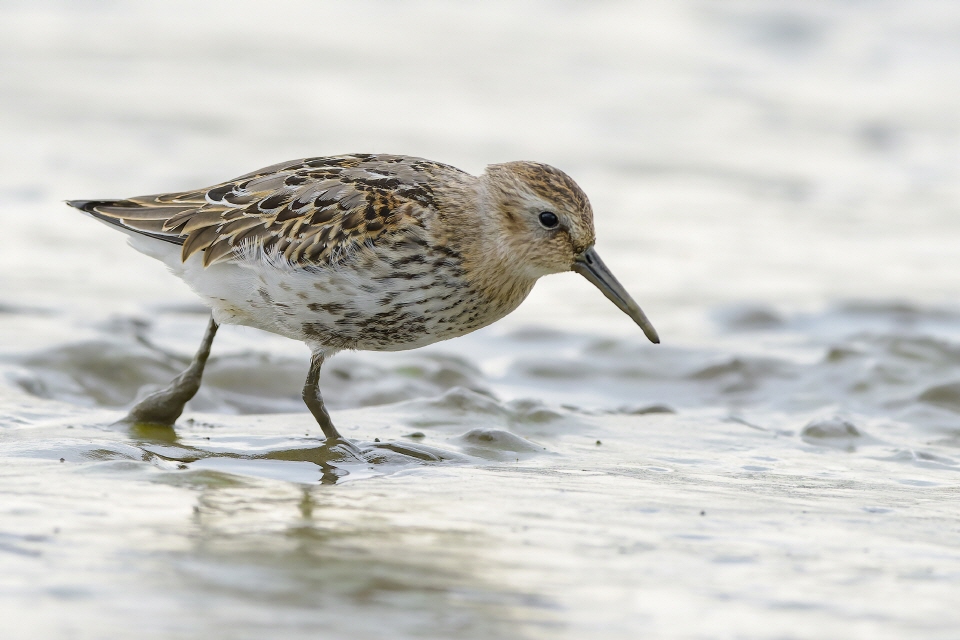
[538,211,559,229]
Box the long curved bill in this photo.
[572,246,660,344]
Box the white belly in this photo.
[128,233,527,353]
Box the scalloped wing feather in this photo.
[71,154,464,268]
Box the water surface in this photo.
[2,1,960,638]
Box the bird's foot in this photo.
[361,440,444,462]
[311,435,446,463]
[318,435,365,459]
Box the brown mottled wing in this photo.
[68,154,463,267]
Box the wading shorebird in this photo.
[68,154,658,445]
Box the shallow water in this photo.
[2,1,960,638]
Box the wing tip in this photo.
[65,199,97,212]
[66,199,135,213]
[67,198,188,247]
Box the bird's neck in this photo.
[440,180,538,318]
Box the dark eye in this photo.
[538,211,559,229]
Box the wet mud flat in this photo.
[2,302,960,639]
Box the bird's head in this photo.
[481,161,659,344]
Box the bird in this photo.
[67,153,659,446]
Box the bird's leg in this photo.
[302,349,344,441]
[123,316,219,427]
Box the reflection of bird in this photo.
[68,154,658,442]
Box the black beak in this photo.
[572,246,660,344]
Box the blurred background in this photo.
[4,0,959,325]
[2,2,960,639]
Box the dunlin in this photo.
[68,154,658,443]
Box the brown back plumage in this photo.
[68,154,466,267]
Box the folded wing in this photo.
[68,154,454,268]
